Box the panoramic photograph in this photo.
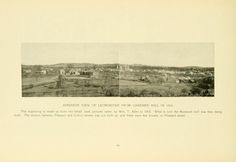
[21,43,214,97]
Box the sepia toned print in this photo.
[21,43,214,97]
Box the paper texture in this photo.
[0,0,235,161]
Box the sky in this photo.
[22,43,214,67]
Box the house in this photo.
[69,69,76,75]
[24,69,31,73]
[35,70,47,75]
[66,68,81,76]
[176,77,192,83]
[75,70,80,75]
[91,71,99,78]
[59,69,65,75]
[80,71,93,76]
[41,70,47,74]
[140,75,151,82]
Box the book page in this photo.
[0,0,235,161]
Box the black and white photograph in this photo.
[22,43,214,97]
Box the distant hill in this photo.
[22,63,214,71]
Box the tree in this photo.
[34,65,42,81]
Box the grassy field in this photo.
[22,71,119,97]
[22,76,58,86]
[22,64,214,97]
[119,70,214,97]
[119,82,193,97]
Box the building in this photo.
[41,70,47,74]
[59,69,65,75]
[69,69,76,75]
[23,69,32,73]
[92,71,99,78]
[119,64,130,71]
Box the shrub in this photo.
[104,88,119,96]
[198,76,214,89]
[190,87,201,96]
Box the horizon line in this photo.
[21,63,214,68]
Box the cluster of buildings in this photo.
[59,68,99,78]
[22,68,54,75]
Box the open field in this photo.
[22,67,119,97]
[119,68,214,97]
[22,64,214,97]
